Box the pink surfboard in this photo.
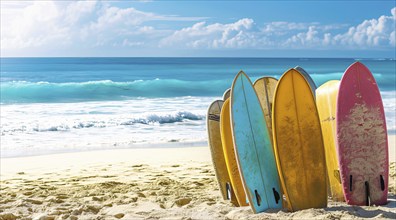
[336,62,388,206]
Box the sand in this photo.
[0,135,395,220]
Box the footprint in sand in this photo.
[8,193,17,198]
[0,213,18,220]
[173,198,192,207]
[137,192,146,198]
[114,213,125,219]
[47,197,65,204]
[83,204,103,214]
[24,198,43,205]
[131,164,147,168]
[0,198,16,204]
[56,194,68,200]
[92,196,104,202]
[23,190,34,196]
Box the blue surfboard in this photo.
[230,71,282,213]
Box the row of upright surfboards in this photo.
[206,62,388,213]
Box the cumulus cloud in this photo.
[1,1,68,49]
[1,1,107,50]
[390,31,396,46]
[282,26,322,48]
[282,7,396,49]
[65,1,98,25]
[331,7,396,48]
[261,22,321,37]
[163,7,395,50]
[160,18,258,49]
[0,1,394,56]
[0,0,205,53]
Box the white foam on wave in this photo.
[381,91,396,133]
[1,111,205,134]
[0,96,216,158]
[2,92,394,158]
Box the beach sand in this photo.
[0,135,395,220]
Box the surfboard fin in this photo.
[254,189,261,206]
[272,188,280,204]
[365,181,370,206]
[226,182,232,200]
[380,175,385,191]
[349,175,353,191]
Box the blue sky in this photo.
[1,1,395,58]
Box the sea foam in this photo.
[0,97,212,158]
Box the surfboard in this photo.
[336,62,388,206]
[272,69,327,211]
[206,100,238,206]
[230,71,282,213]
[316,80,344,202]
[253,77,278,142]
[223,88,231,101]
[294,66,317,97]
[220,98,248,207]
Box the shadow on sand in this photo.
[325,194,396,218]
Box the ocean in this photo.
[1,58,395,158]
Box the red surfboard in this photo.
[336,62,388,206]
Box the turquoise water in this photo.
[1,58,395,103]
[1,58,395,157]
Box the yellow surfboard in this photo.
[253,77,278,141]
[220,99,249,207]
[272,69,327,211]
[316,80,344,202]
[207,100,238,206]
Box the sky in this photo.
[1,0,395,58]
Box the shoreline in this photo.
[0,135,395,219]
[0,140,208,159]
[1,134,394,161]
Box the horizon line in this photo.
[1,56,395,60]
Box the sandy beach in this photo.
[0,135,395,220]
[1,1,395,219]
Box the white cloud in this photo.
[262,21,316,35]
[332,8,395,48]
[0,0,206,54]
[122,39,144,47]
[159,7,395,51]
[160,18,259,48]
[1,1,394,56]
[390,31,396,46]
[65,1,98,25]
[0,1,101,50]
[91,6,152,29]
[282,26,322,48]
[285,7,396,49]
[160,7,395,50]
[1,1,67,49]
